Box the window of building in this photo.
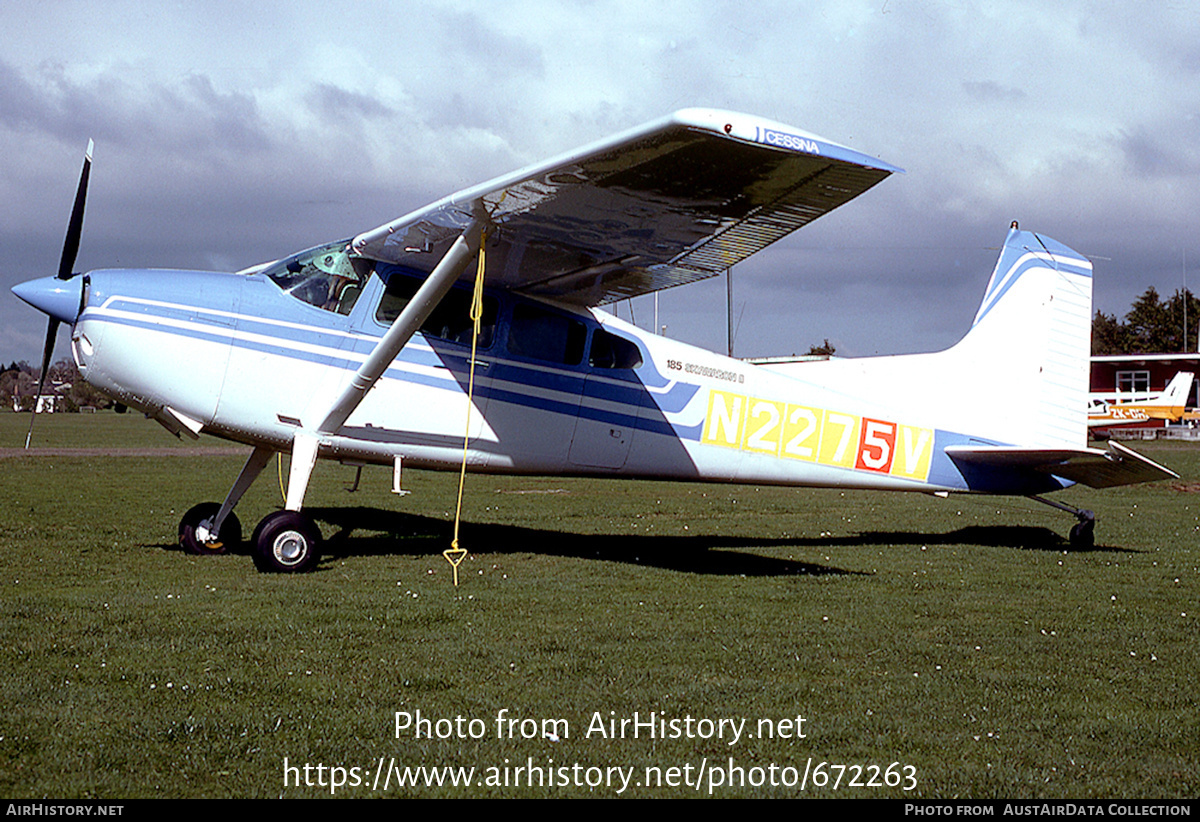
[1116,370,1151,396]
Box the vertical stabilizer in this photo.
[757,226,1094,452]
[1162,372,1195,408]
[956,227,1093,448]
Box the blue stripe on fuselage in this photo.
[974,249,1091,327]
[87,292,700,440]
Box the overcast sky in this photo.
[3,0,1199,364]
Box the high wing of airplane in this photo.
[1088,371,1194,428]
[11,109,1178,574]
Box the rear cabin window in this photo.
[589,328,642,369]
[507,304,586,366]
[375,271,498,348]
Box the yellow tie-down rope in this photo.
[445,231,488,586]
[277,452,288,504]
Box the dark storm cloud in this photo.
[0,59,274,155]
[1115,126,1200,179]
[306,84,395,121]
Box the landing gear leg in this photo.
[178,445,274,555]
[1028,495,1095,550]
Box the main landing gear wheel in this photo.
[251,510,322,573]
[1068,510,1096,550]
[178,502,242,556]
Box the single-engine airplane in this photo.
[12,109,1178,573]
[1088,371,1194,428]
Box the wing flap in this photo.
[352,109,899,306]
[945,441,1178,489]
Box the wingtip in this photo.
[669,109,904,174]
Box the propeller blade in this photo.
[27,139,93,448]
[25,317,60,449]
[56,139,93,281]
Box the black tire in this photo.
[1068,515,1095,550]
[178,502,241,556]
[251,510,321,573]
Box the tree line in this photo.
[1,359,113,412]
[1092,287,1198,356]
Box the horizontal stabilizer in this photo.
[945,440,1177,489]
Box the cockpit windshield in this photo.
[263,238,367,315]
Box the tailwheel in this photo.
[1030,495,1096,550]
[179,502,241,556]
[1068,510,1096,550]
[251,510,322,573]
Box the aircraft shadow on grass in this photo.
[305,506,852,577]
[157,506,1133,575]
[843,525,1136,555]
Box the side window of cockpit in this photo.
[589,328,643,370]
[507,304,586,366]
[335,258,371,315]
[375,273,497,348]
[267,241,365,316]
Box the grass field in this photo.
[1,412,1196,798]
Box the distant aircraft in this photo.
[1088,372,1194,428]
[12,109,1177,572]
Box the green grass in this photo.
[1,411,1197,798]
[2,409,236,450]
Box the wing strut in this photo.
[318,220,485,436]
[281,219,485,513]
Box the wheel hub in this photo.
[195,519,216,545]
[273,530,307,564]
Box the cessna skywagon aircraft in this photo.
[1088,372,1194,428]
[12,109,1177,573]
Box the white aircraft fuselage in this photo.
[12,109,1177,571]
[56,257,1040,497]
